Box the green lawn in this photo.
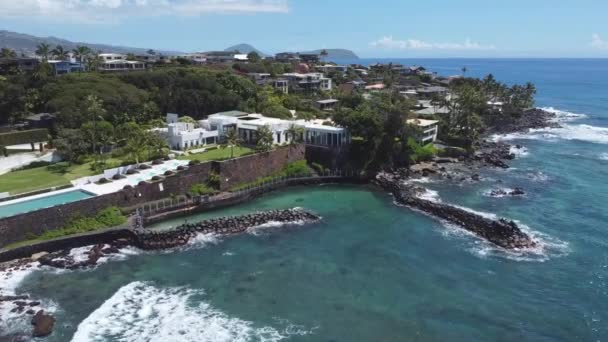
[178,146,254,162]
[0,158,125,195]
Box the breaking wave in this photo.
[71,281,311,342]
[482,188,525,198]
[495,107,608,145]
[600,153,608,161]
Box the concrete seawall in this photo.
[0,176,366,262]
[0,146,305,248]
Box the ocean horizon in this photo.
[2,58,608,341]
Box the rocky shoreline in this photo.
[375,172,537,250]
[411,108,557,183]
[485,108,561,135]
[0,208,320,340]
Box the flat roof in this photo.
[316,99,339,104]
[407,119,439,127]
[210,110,250,118]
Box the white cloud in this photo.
[370,36,495,51]
[0,0,289,22]
[591,33,608,50]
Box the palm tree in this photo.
[286,124,304,147]
[256,125,274,152]
[224,128,241,159]
[51,45,69,61]
[0,48,17,58]
[86,52,104,72]
[72,45,91,65]
[35,43,51,61]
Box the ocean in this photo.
[2,59,608,341]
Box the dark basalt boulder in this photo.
[31,310,55,337]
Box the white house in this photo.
[99,53,126,61]
[207,111,349,147]
[155,113,219,150]
[407,119,439,145]
[99,59,146,72]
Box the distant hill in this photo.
[224,44,268,57]
[0,30,181,56]
[303,49,359,60]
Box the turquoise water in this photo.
[4,59,608,341]
[0,190,94,218]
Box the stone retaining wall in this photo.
[0,147,305,248]
[215,145,305,190]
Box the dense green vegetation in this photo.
[6,207,127,249]
[0,51,537,178]
[0,128,48,146]
[230,160,312,191]
[0,161,104,195]
[178,146,254,162]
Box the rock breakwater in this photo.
[132,208,320,250]
[376,172,536,250]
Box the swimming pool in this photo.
[0,190,95,219]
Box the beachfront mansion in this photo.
[154,111,350,151]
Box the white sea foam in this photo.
[71,281,308,342]
[540,107,587,121]
[417,188,441,203]
[0,260,61,335]
[599,153,608,161]
[493,107,608,145]
[247,220,307,236]
[483,188,515,198]
[509,145,529,157]
[409,187,567,262]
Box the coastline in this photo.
[0,107,575,340]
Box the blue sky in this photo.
[1,0,608,57]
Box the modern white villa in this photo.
[153,114,219,150]
[97,53,146,72]
[407,119,439,145]
[208,111,350,147]
[155,110,350,151]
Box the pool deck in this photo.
[0,159,191,215]
[79,160,190,195]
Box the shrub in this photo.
[310,162,328,175]
[0,129,48,146]
[282,160,312,177]
[207,171,220,189]
[33,207,127,241]
[189,183,215,196]
[407,138,438,163]
[15,160,52,171]
[189,160,201,166]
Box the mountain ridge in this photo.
[0,30,181,56]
